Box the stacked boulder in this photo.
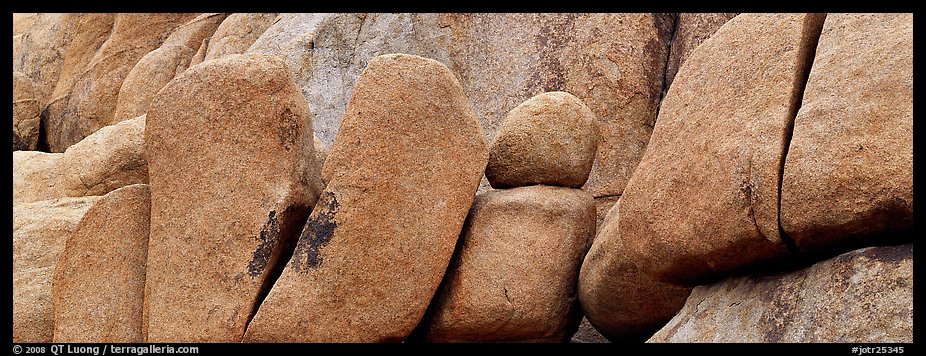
[421,92,598,342]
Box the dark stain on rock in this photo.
[248,210,280,277]
[291,191,339,271]
[532,14,576,92]
[278,107,299,150]
[858,243,912,266]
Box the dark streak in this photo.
[278,107,299,150]
[291,191,339,271]
[248,210,279,277]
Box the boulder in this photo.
[649,244,913,343]
[247,13,673,197]
[485,92,599,189]
[160,13,227,50]
[46,13,197,152]
[13,35,22,68]
[13,196,101,342]
[578,201,692,341]
[15,14,83,106]
[13,13,37,36]
[144,54,324,342]
[52,184,151,342]
[188,38,209,67]
[203,13,279,62]
[113,46,195,120]
[424,185,595,342]
[664,13,739,88]
[619,13,827,284]
[56,115,148,201]
[13,151,63,205]
[14,71,41,151]
[243,54,488,342]
[781,13,913,252]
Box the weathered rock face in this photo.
[619,13,826,284]
[247,13,673,198]
[650,243,913,343]
[46,13,196,152]
[15,14,83,106]
[203,13,279,62]
[160,13,227,50]
[56,116,148,203]
[313,134,329,170]
[570,317,611,343]
[664,13,739,89]
[13,13,37,36]
[13,196,102,342]
[13,35,23,68]
[244,54,488,342]
[781,13,913,252]
[144,54,324,342]
[425,185,595,342]
[578,201,692,341]
[113,46,194,121]
[486,92,599,189]
[14,71,41,151]
[41,13,116,148]
[13,151,63,204]
[52,184,151,342]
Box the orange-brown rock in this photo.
[244,54,488,342]
[780,13,913,252]
[113,46,195,120]
[56,115,148,200]
[144,54,324,342]
[665,13,739,88]
[13,151,63,204]
[203,13,279,62]
[14,71,41,151]
[425,185,595,342]
[619,13,826,284]
[46,13,196,152]
[485,92,599,189]
[52,184,151,342]
[578,201,692,341]
[15,14,83,106]
[160,13,227,50]
[13,13,37,36]
[13,196,101,342]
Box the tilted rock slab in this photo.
[244,54,488,342]
[144,54,324,342]
[13,71,41,151]
[781,13,913,252]
[52,184,151,342]
[619,13,826,284]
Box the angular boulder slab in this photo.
[485,92,599,189]
[619,13,827,284]
[664,13,739,88]
[13,196,101,342]
[113,45,194,121]
[649,244,913,343]
[781,13,913,252]
[56,115,148,198]
[52,184,151,342]
[144,54,324,342]
[578,201,693,341]
[244,54,488,342]
[14,71,41,151]
[424,185,595,342]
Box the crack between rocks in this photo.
[241,205,310,340]
[654,13,680,120]
[776,13,827,255]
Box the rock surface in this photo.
[248,13,673,198]
[619,13,826,284]
[781,13,913,252]
[485,92,599,189]
[13,151,63,204]
[15,14,82,105]
[14,71,41,151]
[13,196,101,342]
[13,13,37,36]
[649,244,914,343]
[160,13,227,50]
[244,54,488,342]
[664,13,739,88]
[113,46,194,121]
[52,184,151,342]
[579,201,692,341]
[570,317,611,343]
[425,185,595,342]
[203,13,279,62]
[46,13,196,152]
[144,53,324,342]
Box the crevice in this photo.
[241,204,311,339]
[654,13,680,120]
[593,193,622,200]
[777,13,828,256]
